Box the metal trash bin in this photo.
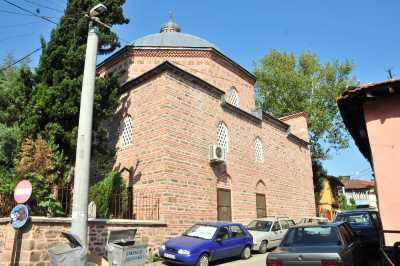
[48,232,88,266]
[106,229,147,266]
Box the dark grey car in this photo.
[266,222,363,266]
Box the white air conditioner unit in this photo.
[209,144,226,163]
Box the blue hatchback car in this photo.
[159,222,253,266]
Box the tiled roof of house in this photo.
[341,179,375,189]
[337,79,400,162]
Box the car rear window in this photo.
[281,226,340,246]
[335,213,372,227]
[247,220,272,231]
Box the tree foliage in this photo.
[15,136,68,184]
[338,194,356,210]
[89,171,127,218]
[312,160,328,201]
[254,50,358,161]
[25,172,64,216]
[20,0,128,171]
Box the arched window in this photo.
[254,137,263,162]
[227,87,239,107]
[217,122,229,154]
[120,116,133,147]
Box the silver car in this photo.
[247,217,295,253]
[266,222,363,266]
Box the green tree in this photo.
[254,50,358,161]
[0,54,31,195]
[0,54,33,127]
[338,194,356,210]
[89,171,127,218]
[20,0,129,174]
[312,160,327,202]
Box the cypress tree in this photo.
[20,0,129,178]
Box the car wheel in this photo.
[196,253,209,266]
[241,245,251,260]
[259,240,268,254]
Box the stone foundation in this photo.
[0,217,166,266]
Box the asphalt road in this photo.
[147,253,268,266]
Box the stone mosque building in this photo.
[97,17,316,245]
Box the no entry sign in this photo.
[14,180,32,204]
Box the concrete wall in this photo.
[0,217,166,266]
[364,95,400,246]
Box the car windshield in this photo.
[247,220,272,231]
[183,224,217,240]
[281,226,340,246]
[335,213,372,227]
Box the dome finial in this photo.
[160,11,181,33]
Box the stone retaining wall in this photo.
[0,217,166,266]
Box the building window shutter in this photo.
[217,189,232,221]
[256,193,267,218]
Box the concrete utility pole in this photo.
[71,3,108,247]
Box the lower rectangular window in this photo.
[217,189,232,221]
[256,193,266,218]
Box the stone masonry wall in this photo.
[0,218,166,266]
[158,72,315,229]
[98,49,256,114]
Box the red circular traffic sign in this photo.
[14,180,32,204]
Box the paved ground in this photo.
[147,253,267,266]
[147,252,381,266]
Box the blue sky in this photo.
[1,0,399,180]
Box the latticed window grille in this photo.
[228,87,239,107]
[120,116,133,147]
[254,137,263,162]
[217,122,229,154]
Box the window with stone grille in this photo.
[217,122,229,154]
[120,116,133,147]
[254,137,263,162]
[227,87,239,107]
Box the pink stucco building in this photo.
[338,79,400,248]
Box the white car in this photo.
[298,216,329,224]
[247,217,295,253]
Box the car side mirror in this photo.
[216,237,223,243]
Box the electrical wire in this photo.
[0,47,41,73]
[21,0,63,13]
[0,8,56,18]
[1,0,57,25]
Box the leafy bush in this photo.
[89,171,128,218]
[0,168,15,195]
[25,172,64,216]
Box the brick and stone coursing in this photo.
[0,218,166,265]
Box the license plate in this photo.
[164,253,176,259]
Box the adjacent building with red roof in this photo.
[337,78,400,247]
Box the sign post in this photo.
[10,180,32,230]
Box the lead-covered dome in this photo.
[131,16,219,51]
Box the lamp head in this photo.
[89,3,107,17]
